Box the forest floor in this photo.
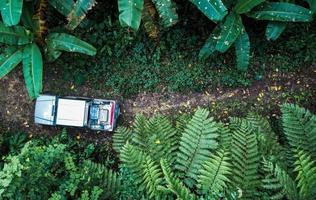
[0,64,315,143]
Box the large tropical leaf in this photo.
[198,25,221,60]
[22,44,43,99]
[215,13,243,53]
[190,0,227,22]
[152,0,178,28]
[67,0,97,30]
[305,0,316,12]
[118,0,144,31]
[46,33,96,56]
[0,0,23,26]
[235,0,265,14]
[248,2,313,22]
[235,29,250,71]
[266,21,287,41]
[0,48,22,78]
[48,0,74,16]
[0,22,33,45]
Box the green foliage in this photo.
[0,0,23,26]
[67,0,97,30]
[176,108,218,188]
[266,21,287,41]
[281,103,316,158]
[235,29,250,71]
[198,149,232,195]
[294,150,316,199]
[189,0,228,22]
[0,1,96,98]
[118,0,144,31]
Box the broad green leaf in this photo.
[46,43,62,62]
[46,33,96,56]
[152,0,178,28]
[199,25,221,60]
[248,2,313,22]
[235,0,265,14]
[0,22,33,45]
[0,48,22,78]
[0,0,23,26]
[22,43,43,99]
[190,0,228,22]
[266,21,287,41]
[48,0,74,16]
[305,0,316,12]
[235,29,250,71]
[118,0,144,31]
[67,0,97,30]
[215,13,243,53]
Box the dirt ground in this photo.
[0,64,315,142]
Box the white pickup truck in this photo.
[34,95,120,131]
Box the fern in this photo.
[246,114,285,162]
[294,150,316,199]
[83,160,121,198]
[120,143,164,198]
[160,159,197,200]
[197,149,232,195]
[262,159,298,200]
[231,120,260,199]
[216,122,232,150]
[112,127,133,153]
[175,108,219,188]
[132,114,150,149]
[281,104,316,158]
[145,115,178,163]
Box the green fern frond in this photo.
[281,104,316,158]
[145,115,178,163]
[246,114,285,161]
[231,120,260,198]
[132,114,150,149]
[262,159,298,200]
[294,150,316,199]
[120,143,163,198]
[83,160,120,198]
[216,122,232,150]
[198,148,232,195]
[160,159,197,200]
[175,108,219,188]
[120,143,147,185]
[140,155,164,198]
[176,114,191,133]
[113,127,133,153]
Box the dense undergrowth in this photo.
[49,2,316,97]
[0,104,315,199]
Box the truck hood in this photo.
[34,95,56,125]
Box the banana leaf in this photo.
[21,2,36,31]
[235,29,250,71]
[67,0,97,30]
[0,48,22,78]
[118,0,144,31]
[48,0,74,16]
[199,25,221,60]
[215,13,243,53]
[235,0,265,14]
[0,0,23,26]
[152,0,178,28]
[22,43,43,99]
[266,21,287,41]
[0,22,33,45]
[248,2,313,22]
[46,33,96,56]
[190,0,227,22]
